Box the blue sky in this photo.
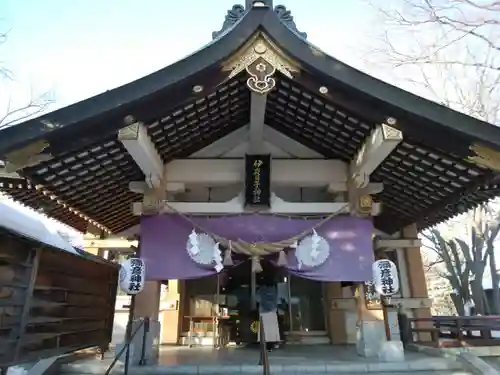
[1,0,373,111]
[0,0,375,240]
[1,1,499,281]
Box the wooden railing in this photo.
[399,314,500,348]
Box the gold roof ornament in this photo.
[222,33,300,95]
[466,143,500,172]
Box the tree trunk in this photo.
[471,276,486,315]
[450,293,465,316]
[490,251,500,314]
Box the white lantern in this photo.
[119,258,146,295]
[372,259,399,296]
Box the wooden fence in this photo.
[0,227,119,368]
[399,314,500,348]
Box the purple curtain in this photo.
[140,214,374,282]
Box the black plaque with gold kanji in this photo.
[244,154,271,207]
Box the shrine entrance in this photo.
[2,0,500,365]
[183,257,328,347]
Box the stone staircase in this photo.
[58,356,473,375]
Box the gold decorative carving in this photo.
[222,33,299,95]
[381,123,403,141]
[4,140,52,173]
[247,59,276,94]
[466,143,500,172]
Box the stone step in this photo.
[60,372,472,375]
[60,357,468,375]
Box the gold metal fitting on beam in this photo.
[467,143,500,172]
[357,195,373,217]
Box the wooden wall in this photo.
[0,228,119,368]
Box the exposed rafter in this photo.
[118,119,163,188]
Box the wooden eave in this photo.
[0,177,89,232]
[0,5,499,235]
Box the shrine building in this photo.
[1,0,500,356]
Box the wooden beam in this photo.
[118,120,164,188]
[327,182,384,193]
[132,193,350,215]
[82,238,138,249]
[351,123,403,188]
[249,92,267,153]
[375,238,422,249]
[0,168,20,179]
[165,159,347,186]
[129,181,185,194]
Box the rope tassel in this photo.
[251,256,263,273]
[223,242,234,266]
[276,250,288,267]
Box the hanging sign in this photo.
[372,259,399,296]
[244,154,271,207]
[119,258,146,295]
[364,280,381,309]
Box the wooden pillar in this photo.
[133,281,161,320]
[354,283,385,356]
[325,282,347,344]
[159,280,183,345]
[402,223,432,341]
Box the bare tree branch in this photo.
[366,0,500,124]
[0,29,13,80]
[0,91,54,129]
[0,29,53,129]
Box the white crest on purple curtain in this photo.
[213,242,223,273]
[186,231,216,266]
[188,229,200,255]
[295,229,330,270]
